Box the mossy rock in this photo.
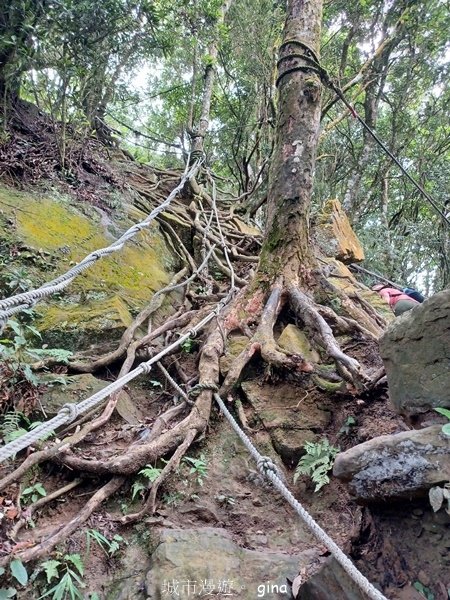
[220,335,249,374]
[40,374,108,415]
[0,184,175,350]
[277,324,320,363]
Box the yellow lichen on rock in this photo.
[277,324,320,363]
[0,185,174,348]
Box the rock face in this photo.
[0,184,174,350]
[146,527,300,600]
[380,288,450,415]
[298,557,369,600]
[242,381,331,466]
[40,374,108,414]
[333,425,450,502]
[277,324,320,363]
[314,199,365,264]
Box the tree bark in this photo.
[259,0,323,284]
[190,0,233,156]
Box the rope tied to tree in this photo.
[274,38,449,228]
[188,382,219,398]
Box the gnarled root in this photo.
[289,286,368,387]
[58,327,224,475]
[221,285,314,396]
[117,429,197,525]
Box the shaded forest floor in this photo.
[0,102,449,599]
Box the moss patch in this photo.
[0,184,174,349]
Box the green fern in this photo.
[294,439,339,492]
[0,412,27,443]
[0,412,54,444]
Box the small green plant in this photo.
[36,554,85,599]
[294,439,339,492]
[429,483,450,515]
[413,580,435,600]
[131,465,163,500]
[3,267,33,294]
[85,529,127,558]
[434,408,450,436]
[338,415,357,436]
[183,454,208,486]
[162,491,184,506]
[0,319,72,405]
[0,412,53,445]
[21,483,47,504]
[0,558,28,598]
[180,338,196,353]
[149,379,162,389]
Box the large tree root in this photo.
[289,286,368,387]
[118,429,197,525]
[58,327,224,475]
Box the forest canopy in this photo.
[1,0,449,290]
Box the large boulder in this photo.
[379,288,450,416]
[145,527,301,600]
[333,425,450,502]
[0,184,175,350]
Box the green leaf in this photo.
[10,559,28,586]
[131,481,145,500]
[0,568,4,577]
[442,423,450,437]
[435,408,450,420]
[6,321,22,336]
[0,588,17,599]
[34,483,47,497]
[138,466,162,482]
[65,554,84,576]
[40,559,61,584]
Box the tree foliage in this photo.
[1,0,449,289]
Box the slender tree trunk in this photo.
[190,0,233,156]
[259,0,323,284]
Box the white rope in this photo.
[0,293,230,463]
[213,393,389,600]
[0,159,202,325]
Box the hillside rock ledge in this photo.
[333,425,450,502]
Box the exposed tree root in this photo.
[58,327,224,475]
[289,286,368,387]
[10,479,82,540]
[0,163,389,574]
[117,429,197,525]
[0,477,125,565]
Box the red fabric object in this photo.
[378,287,419,307]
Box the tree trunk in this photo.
[190,0,233,156]
[259,0,323,284]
